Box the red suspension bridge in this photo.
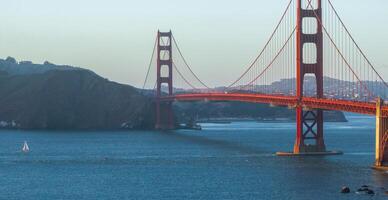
[142,0,388,168]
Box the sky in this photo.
[0,0,387,87]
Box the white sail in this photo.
[22,141,29,153]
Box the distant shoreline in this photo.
[0,117,349,131]
[196,117,348,124]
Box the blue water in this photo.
[1,114,388,199]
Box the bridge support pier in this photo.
[277,107,341,156]
[374,98,388,169]
[293,106,326,153]
[156,101,174,130]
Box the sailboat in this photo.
[22,141,29,153]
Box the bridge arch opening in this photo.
[302,43,317,64]
[303,75,318,97]
[159,36,171,46]
[160,65,170,78]
[159,50,170,60]
[302,18,318,34]
[160,82,170,95]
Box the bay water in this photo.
[1,114,387,199]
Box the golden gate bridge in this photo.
[142,0,388,168]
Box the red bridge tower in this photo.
[294,0,326,153]
[155,31,174,130]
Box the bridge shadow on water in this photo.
[151,130,374,170]
[154,130,267,156]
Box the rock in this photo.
[5,56,17,64]
[366,189,375,195]
[44,61,54,66]
[341,187,350,193]
[356,187,376,195]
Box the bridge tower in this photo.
[155,31,174,130]
[375,98,388,168]
[294,0,326,153]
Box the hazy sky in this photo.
[1,0,387,87]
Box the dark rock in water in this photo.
[5,56,17,64]
[366,189,375,195]
[341,187,350,193]
[357,187,369,192]
[357,187,375,195]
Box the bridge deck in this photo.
[159,93,388,117]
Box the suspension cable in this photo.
[327,0,387,88]
[306,0,372,98]
[227,0,294,88]
[141,34,158,92]
[171,34,210,89]
[173,62,198,90]
[237,27,296,91]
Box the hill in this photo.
[0,56,80,75]
[0,68,155,130]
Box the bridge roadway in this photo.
[159,93,388,117]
